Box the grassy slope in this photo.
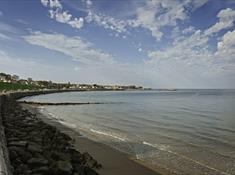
[0,82,41,91]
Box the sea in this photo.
[21,89,235,175]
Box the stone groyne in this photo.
[0,90,101,175]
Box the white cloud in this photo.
[16,19,28,25]
[216,29,235,62]
[138,48,142,52]
[205,8,235,36]
[147,7,235,73]
[0,50,38,68]
[0,11,3,16]
[85,0,208,40]
[86,11,127,33]
[86,0,92,7]
[132,0,209,40]
[41,0,49,7]
[49,10,71,23]
[41,0,62,9]
[40,0,208,40]
[147,22,235,76]
[74,67,80,71]
[49,0,62,9]
[49,10,84,29]
[23,32,114,65]
[182,26,196,35]
[0,50,11,64]
[148,30,211,63]
[41,0,84,29]
[0,21,18,33]
[130,0,189,40]
[68,17,84,29]
[0,49,66,82]
[0,33,11,40]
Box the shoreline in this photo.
[23,103,162,175]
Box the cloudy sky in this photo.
[0,0,235,88]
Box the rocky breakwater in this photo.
[1,95,102,175]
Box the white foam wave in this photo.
[46,112,60,120]
[143,141,169,151]
[41,111,76,129]
[90,129,126,142]
[59,120,77,129]
[37,106,45,109]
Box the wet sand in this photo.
[22,104,161,175]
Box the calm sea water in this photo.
[22,90,235,175]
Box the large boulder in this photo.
[27,142,42,153]
[54,160,73,175]
[27,157,49,168]
[8,140,27,147]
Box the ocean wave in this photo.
[143,141,170,151]
[59,120,77,129]
[37,106,45,109]
[90,128,126,142]
[41,110,77,129]
[46,112,60,120]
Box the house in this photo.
[12,75,19,81]
[18,79,29,85]
[0,73,11,82]
[104,85,113,90]
[27,78,33,84]
[77,84,92,90]
[0,73,7,82]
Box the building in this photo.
[12,75,19,81]
[18,79,29,85]
[0,73,11,83]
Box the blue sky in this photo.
[0,0,235,88]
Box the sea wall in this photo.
[0,90,69,175]
[7,89,72,99]
[0,91,55,175]
[0,95,12,175]
[0,89,86,175]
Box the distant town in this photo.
[0,72,146,92]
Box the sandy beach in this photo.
[22,103,162,175]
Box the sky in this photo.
[0,0,235,88]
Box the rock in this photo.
[73,165,86,175]
[27,143,42,153]
[58,132,72,141]
[71,151,83,164]
[85,168,99,175]
[27,157,48,168]
[15,163,29,175]
[82,152,92,161]
[22,151,33,162]
[32,166,50,174]
[8,146,26,157]
[2,96,101,175]
[81,152,102,169]
[7,137,20,142]
[8,140,27,147]
[13,157,23,166]
[54,160,73,175]
[9,150,18,160]
[88,159,102,169]
[51,152,71,161]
